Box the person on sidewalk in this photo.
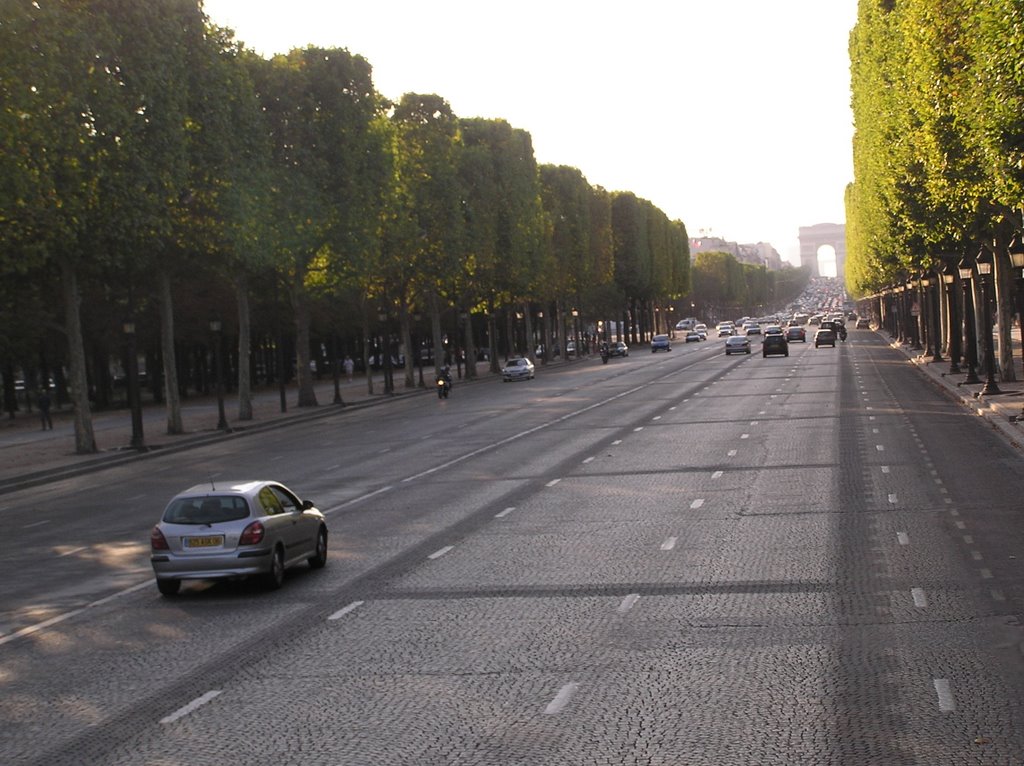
[37,390,53,430]
[343,356,354,383]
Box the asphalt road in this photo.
[3,331,1024,765]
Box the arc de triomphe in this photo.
[798,223,846,278]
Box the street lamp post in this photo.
[942,264,961,374]
[922,275,942,362]
[975,245,1002,395]
[571,308,580,357]
[1007,232,1024,385]
[959,255,982,385]
[123,321,145,450]
[910,277,923,350]
[209,319,228,430]
[378,310,393,395]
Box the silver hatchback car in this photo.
[150,480,328,596]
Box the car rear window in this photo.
[163,495,250,524]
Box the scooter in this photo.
[436,375,451,399]
[838,326,847,342]
[601,349,609,364]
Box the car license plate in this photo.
[184,535,223,548]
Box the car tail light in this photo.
[239,520,265,546]
[150,526,169,551]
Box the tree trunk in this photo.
[523,303,535,364]
[400,304,415,388]
[995,246,1016,381]
[235,274,254,419]
[290,265,317,407]
[157,269,184,433]
[59,257,96,453]
[429,289,445,378]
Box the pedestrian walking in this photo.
[37,390,53,430]
[343,355,354,383]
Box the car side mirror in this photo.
[302,500,315,511]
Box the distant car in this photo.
[695,328,708,340]
[150,480,328,596]
[743,323,761,335]
[785,326,807,342]
[685,330,702,343]
[724,335,751,355]
[856,318,870,329]
[717,323,735,337]
[764,326,783,336]
[501,357,535,381]
[651,334,672,352]
[814,328,837,348]
[762,333,789,357]
[607,341,629,357]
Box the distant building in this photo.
[689,237,783,270]
[798,223,846,278]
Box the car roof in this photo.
[177,480,269,498]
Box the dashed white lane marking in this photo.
[897,532,910,546]
[712,471,723,479]
[23,520,50,529]
[660,536,678,551]
[669,406,677,411]
[992,589,1006,601]
[740,434,749,440]
[750,421,759,426]
[652,416,662,421]
[911,588,928,608]
[612,440,622,446]
[546,479,561,487]
[582,456,595,464]
[617,594,640,613]
[428,545,454,560]
[955,521,966,530]
[872,428,880,434]
[328,601,365,620]
[690,499,705,509]
[160,690,223,724]
[980,568,993,579]
[950,509,960,516]
[888,493,897,505]
[327,464,341,471]
[876,445,885,452]
[127,493,146,501]
[963,535,974,544]
[57,546,87,558]
[270,455,284,461]
[545,682,580,715]
[633,427,644,432]
[881,466,890,474]
[869,416,876,421]
[727,449,737,457]
[933,679,956,712]
[495,507,515,518]
[971,550,984,561]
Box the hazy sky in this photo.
[202,0,858,267]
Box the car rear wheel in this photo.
[157,578,180,597]
[265,546,285,590]
[309,527,328,569]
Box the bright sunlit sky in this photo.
[202,0,858,267]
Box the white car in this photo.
[501,357,535,381]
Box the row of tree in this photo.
[846,0,1024,378]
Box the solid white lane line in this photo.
[495,507,515,518]
[324,485,394,516]
[660,537,677,551]
[160,690,223,724]
[545,682,580,715]
[933,679,955,712]
[328,601,365,620]
[617,594,640,613]
[546,479,561,487]
[712,471,723,479]
[897,532,910,546]
[0,579,153,647]
[428,545,454,560]
[911,588,928,608]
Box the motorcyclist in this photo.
[600,341,610,363]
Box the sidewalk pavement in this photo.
[891,329,1024,451]
[0,364,501,491]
